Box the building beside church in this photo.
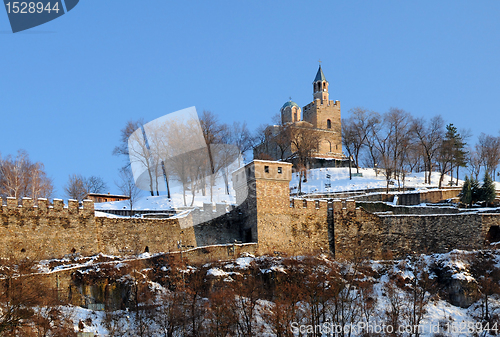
[254,65,346,168]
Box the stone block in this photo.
[68,199,79,214]
[37,198,48,212]
[22,197,33,208]
[346,200,355,213]
[53,199,64,211]
[7,197,17,209]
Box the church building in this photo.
[254,65,346,167]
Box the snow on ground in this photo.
[95,174,236,211]
[290,167,462,195]
[96,167,462,212]
[25,251,500,336]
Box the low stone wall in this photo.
[356,201,460,215]
[95,217,197,256]
[332,200,499,260]
[398,188,461,205]
[287,198,331,256]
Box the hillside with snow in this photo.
[290,167,464,195]
[96,167,469,212]
[12,250,500,336]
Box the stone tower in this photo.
[232,160,293,251]
[303,65,342,156]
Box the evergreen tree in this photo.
[470,177,481,207]
[460,175,472,206]
[480,171,496,206]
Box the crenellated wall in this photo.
[0,161,498,262]
[232,161,500,260]
[0,197,97,259]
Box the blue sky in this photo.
[1,1,499,197]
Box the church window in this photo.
[264,166,269,173]
[278,166,282,174]
[327,119,332,129]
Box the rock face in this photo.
[446,278,479,308]
[431,257,480,308]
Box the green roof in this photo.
[281,100,299,110]
[314,65,327,82]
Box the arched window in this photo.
[327,119,332,129]
[293,112,297,121]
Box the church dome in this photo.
[281,100,299,110]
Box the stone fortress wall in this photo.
[0,160,499,262]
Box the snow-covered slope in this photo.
[29,250,500,336]
[290,167,462,195]
[96,167,467,211]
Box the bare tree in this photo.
[371,108,412,192]
[363,116,383,172]
[290,124,322,194]
[477,133,500,180]
[64,174,87,201]
[127,121,163,196]
[84,175,108,194]
[252,124,274,160]
[165,119,206,206]
[342,108,380,173]
[229,121,254,163]
[342,118,356,179]
[410,115,444,184]
[116,167,142,210]
[64,174,108,201]
[199,110,233,202]
[112,119,145,159]
[0,150,53,201]
[467,148,482,181]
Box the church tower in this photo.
[313,65,329,103]
[303,65,342,158]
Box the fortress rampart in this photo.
[0,161,499,262]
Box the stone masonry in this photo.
[1,160,500,262]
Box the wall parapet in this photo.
[289,198,328,211]
[0,198,95,217]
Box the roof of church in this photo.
[281,100,299,110]
[314,65,327,82]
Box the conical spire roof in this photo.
[314,65,327,82]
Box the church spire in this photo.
[313,64,329,102]
[314,65,327,82]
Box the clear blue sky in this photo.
[1,1,499,197]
